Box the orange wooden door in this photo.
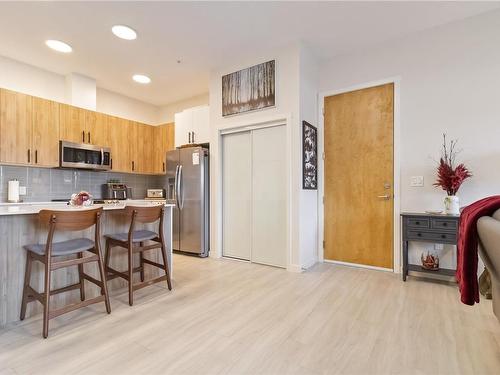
[324,83,394,269]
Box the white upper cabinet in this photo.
[174,105,209,147]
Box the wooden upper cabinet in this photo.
[0,89,33,164]
[85,111,109,146]
[32,97,59,167]
[108,116,130,173]
[59,104,85,143]
[153,122,175,174]
[140,124,154,174]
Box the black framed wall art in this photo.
[302,121,317,190]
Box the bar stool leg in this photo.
[160,242,172,291]
[42,257,52,339]
[20,253,33,320]
[128,243,134,306]
[104,240,111,274]
[139,242,145,282]
[77,252,85,301]
[95,246,111,314]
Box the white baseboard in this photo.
[287,264,303,273]
[324,259,394,273]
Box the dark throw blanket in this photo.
[457,195,500,305]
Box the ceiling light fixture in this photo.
[133,74,151,84]
[45,39,72,53]
[112,25,137,40]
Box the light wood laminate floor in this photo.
[1,255,499,375]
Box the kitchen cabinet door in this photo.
[108,116,130,172]
[153,123,175,174]
[128,121,140,173]
[60,104,85,143]
[85,111,109,147]
[0,89,33,164]
[138,123,154,174]
[174,110,193,147]
[32,97,59,167]
[191,105,210,144]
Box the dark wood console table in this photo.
[401,212,460,282]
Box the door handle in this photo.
[174,165,180,208]
[377,195,391,200]
[178,165,184,210]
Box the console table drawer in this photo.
[407,218,430,229]
[407,230,457,243]
[431,218,458,231]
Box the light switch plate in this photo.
[19,186,27,195]
[410,176,424,187]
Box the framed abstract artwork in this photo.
[302,121,317,190]
[222,60,275,116]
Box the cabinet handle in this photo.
[188,132,191,143]
[163,162,165,172]
[192,131,195,143]
[27,149,31,163]
[35,150,38,164]
[82,130,85,143]
[111,159,113,170]
[88,132,91,144]
[132,161,135,171]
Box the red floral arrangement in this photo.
[433,134,472,196]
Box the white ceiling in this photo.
[0,1,498,106]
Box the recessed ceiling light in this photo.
[45,39,72,53]
[112,25,137,40]
[133,74,151,84]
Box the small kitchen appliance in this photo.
[102,183,128,200]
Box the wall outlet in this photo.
[434,243,444,251]
[19,186,27,196]
[410,176,424,187]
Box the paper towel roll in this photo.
[8,179,20,202]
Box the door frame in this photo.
[215,114,293,270]
[318,77,401,273]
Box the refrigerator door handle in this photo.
[178,165,184,210]
[174,164,180,208]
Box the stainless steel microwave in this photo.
[59,141,111,170]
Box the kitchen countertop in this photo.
[0,199,175,216]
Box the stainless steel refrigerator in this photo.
[165,147,209,257]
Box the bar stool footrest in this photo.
[48,295,106,319]
[142,258,165,269]
[132,275,168,292]
[82,273,104,288]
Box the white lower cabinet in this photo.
[222,125,287,268]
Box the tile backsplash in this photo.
[0,166,164,203]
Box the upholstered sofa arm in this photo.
[478,216,500,281]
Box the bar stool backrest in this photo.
[39,207,103,232]
[124,205,165,243]
[38,208,103,258]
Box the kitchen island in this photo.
[0,200,174,328]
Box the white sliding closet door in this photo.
[251,126,287,267]
[222,131,252,260]
[222,125,287,267]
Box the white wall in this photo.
[0,55,66,102]
[96,88,160,125]
[66,73,96,110]
[299,46,319,269]
[0,54,161,124]
[158,93,209,124]
[318,10,500,269]
[209,43,319,271]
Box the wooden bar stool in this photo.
[104,205,172,306]
[20,207,111,338]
